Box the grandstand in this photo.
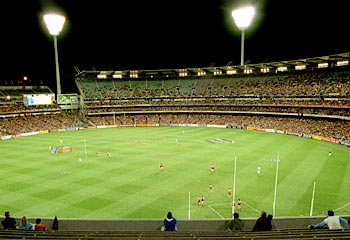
[0,52,349,238]
[73,52,350,144]
[1,51,350,153]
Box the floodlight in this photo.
[44,13,66,98]
[44,14,65,36]
[232,6,255,30]
[232,6,255,65]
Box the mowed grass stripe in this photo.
[0,126,349,219]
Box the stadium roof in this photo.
[76,52,350,79]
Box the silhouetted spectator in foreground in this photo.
[34,218,46,231]
[52,216,58,230]
[252,211,273,231]
[162,211,177,231]
[226,212,244,231]
[267,214,273,231]
[308,210,348,230]
[1,211,16,229]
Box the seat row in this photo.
[1,229,350,240]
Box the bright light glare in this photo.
[44,14,65,36]
[232,6,255,29]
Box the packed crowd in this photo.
[0,111,80,136]
[0,102,60,114]
[77,68,350,100]
[1,109,349,142]
[78,69,350,121]
[88,114,350,142]
[86,104,350,117]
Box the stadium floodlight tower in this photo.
[44,13,65,99]
[232,6,255,66]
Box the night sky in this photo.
[0,0,349,92]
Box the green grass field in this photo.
[0,126,349,220]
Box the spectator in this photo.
[308,210,348,230]
[34,218,46,231]
[162,211,177,231]
[1,211,16,229]
[252,211,273,231]
[267,214,273,231]
[52,216,59,230]
[18,216,34,230]
[226,212,244,231]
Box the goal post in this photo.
[310,181,316,216]
[232,156,237,217]
[188,192,191,219]
[272,154,280,217]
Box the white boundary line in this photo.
[334,201,350,212]
[208,201,262,218]
[208,203,227,206]
[208,204,225,219]
[311,201,350,216]
[242,201,261,214]
[207,201,350,218]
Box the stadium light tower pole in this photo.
[232,6,255,66]
[44,13,66,99]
